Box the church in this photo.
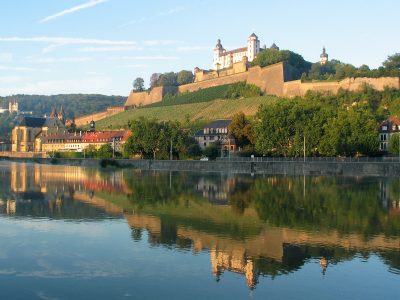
[213,33,260,70]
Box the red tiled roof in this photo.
[388,116,400,126]
[82,130,132,143]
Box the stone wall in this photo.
[125,86,166,107]
[4,157,400,177]
[283,77,400,97]
[74,106,127,127]
[121,62,400,109]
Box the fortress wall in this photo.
[125,86,164,107]
[75,110,113,126]
[178,72,249,94]
[247,63,285,97]
[283,77,400,97]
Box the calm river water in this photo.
[0,161,399,299]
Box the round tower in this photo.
[213,39,225,70]
[247,33,260,62]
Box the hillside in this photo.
[0,94,125,119]
[96,95,277,129]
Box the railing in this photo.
[216,156,400,163]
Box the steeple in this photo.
[50,107,57,118]
[320,47,328,65]
[58,106,65,124]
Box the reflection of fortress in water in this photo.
[1,163,400,289]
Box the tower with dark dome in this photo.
[320,47,328,65]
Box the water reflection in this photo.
[1,161,400,291]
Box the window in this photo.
[204,142,207,147]
[382,126,388,131]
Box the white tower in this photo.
[213,39,225,70]
[246,33,260,62]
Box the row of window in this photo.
[204,128,228,134]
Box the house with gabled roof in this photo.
[378,116,400,152]
[194,119,236,153]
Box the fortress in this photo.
[125,33,400,108]
[74,33,400,124]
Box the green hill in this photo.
[0,94,125,119]
[96,95,278,130]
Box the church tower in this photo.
[8,100,19,113]
[50,107,57,118]
[58,106,65,124]
[213,39,225,70]
[246,33,260,62]
[320,47,328,65]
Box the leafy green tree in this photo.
[97,143,113,159]
[383,53,400,76]
[389,133,400,155]
[203,144,219,160]
[177,70,194,85]
[84,144,97,158]
[133,77,145,91]
[158,72,178,87]
[150,73,161,89]
[228,112,253,148]
[252,48,311,74]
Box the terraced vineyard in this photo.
[96,95,278,129]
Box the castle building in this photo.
[213,33,260,70]
[320,47,328,65]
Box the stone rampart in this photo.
[74,106,127,127]
[122,62,400,108]
[283,77,400,97]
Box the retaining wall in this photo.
[2,157,400,177]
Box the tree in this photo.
[150,73,161,89]
[228,112,253,148]
[251,48,311,74]
[97,143,113,159]
[133,77,145,91]
[383,53,400,76]
[389,133,400,155]
[85,144,97,158]
[203,144,219,160]
[158,72,178,87]
[177,70,194,85]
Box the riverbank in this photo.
[1,156,400,177]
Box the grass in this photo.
[96,95,278,129]
[146,84,233,108]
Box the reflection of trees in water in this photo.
[252,176,400,238]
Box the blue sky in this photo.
[0,0,399,96]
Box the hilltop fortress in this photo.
[125,33,400,108]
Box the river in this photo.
[0,161,399,299]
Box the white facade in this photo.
[213,33,260,70]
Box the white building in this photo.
[213,33,260,70]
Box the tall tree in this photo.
[133,77,145,91]
[177,70,194,85]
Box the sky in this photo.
[0,0,399,96]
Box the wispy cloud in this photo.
[0,65,51,72]
[119,5,185,28]
[0,53,13,63]
[143,40,182,46]
[176,46,210,52]
[26,57,91,64]
[111,56,179,61]
[80,46,143,52]
[118,64,148,69]
[0,76,22,84]
[0,36,136,46]
[39,0,109,23]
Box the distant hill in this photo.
[0,94,126,119]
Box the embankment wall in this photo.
[2,157,400,177]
